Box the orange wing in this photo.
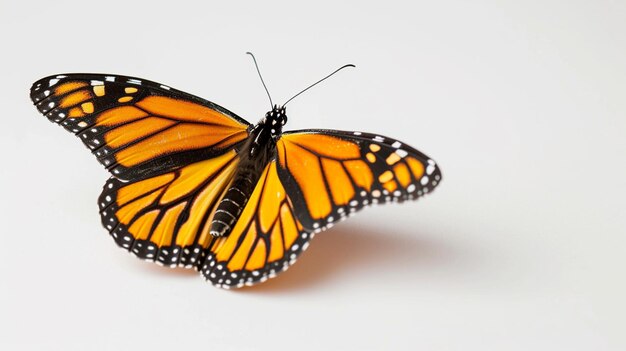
[200,161,311,288]
[276,130,442,231]
[30,74,249,180]
[99,151,238,267]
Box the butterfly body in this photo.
[210,106,285,237]
[30,73,442,288]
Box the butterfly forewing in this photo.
[276,129,442,231]
[30,74,250,180]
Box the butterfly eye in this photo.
[282,116,288,125]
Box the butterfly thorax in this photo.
[209,106,287,237]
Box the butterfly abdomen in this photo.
[210,165,258,237]
[210,121,278,237]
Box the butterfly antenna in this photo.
[283,64,355,106]
[246,52,274,108]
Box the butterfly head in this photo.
[265,105,288,135]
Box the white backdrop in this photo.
[1,0,625,350]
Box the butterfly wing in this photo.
[30,74,250,180]
[98,150,239,267]
[276,129,442,231]
[200,161,311,288]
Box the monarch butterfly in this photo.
[29,55,442,289]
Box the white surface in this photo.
[1,0,625,350]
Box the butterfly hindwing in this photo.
[30,74,250,180]
[98,150,239,267]
[200,161,312,288]
[276,129,442,231]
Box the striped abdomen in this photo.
[210,118,278,237]
[209,164,259,237]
